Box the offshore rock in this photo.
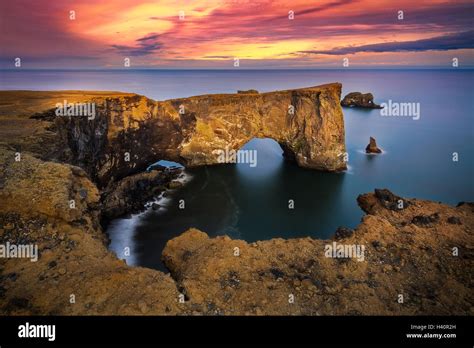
[365,136,382,154]
[341,92,382,109]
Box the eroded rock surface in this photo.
[0,146,472,315]
[1,85,346,188]
[101,167,182,220]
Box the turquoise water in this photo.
[2,69,472,271]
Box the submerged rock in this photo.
[365,136,382,154]
[341,92,382,108]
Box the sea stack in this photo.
[341,92,382,109]
[365,136,382,154]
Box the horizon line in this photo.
[1,67,473,71]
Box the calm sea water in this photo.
[2,69,473,271]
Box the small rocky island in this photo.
[341,92,382,109]
[365,136,382,154]
[0,87,472,316]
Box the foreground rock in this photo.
[0,150,180,315]
[341,92,382,109]
[0,85,346,188]
[0,90,472,315]
[162,191,473,315]
[365,136,382,154]
[0,148,472,315]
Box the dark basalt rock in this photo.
[375,189,409,210]
[412,213,440,227]
[341,92,382,109]
[447,216,462,225]
[101,167,182,220]
[371,240,382,249]
[366,136,382,154]
[269,267,285,279]
[334,226,354,240]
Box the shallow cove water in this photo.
[2,69,472,272]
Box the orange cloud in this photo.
[1,0,473,68]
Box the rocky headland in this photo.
[13,84,346,190]
[0,87,472,315]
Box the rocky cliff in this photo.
[20,84,346,188]
[0,149,472,315]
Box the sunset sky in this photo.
[1,0,473,68]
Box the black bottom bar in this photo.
[0,316,471,346]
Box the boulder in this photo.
[341,92,382,108]
[334,226,354,240]
[412,213,440,227]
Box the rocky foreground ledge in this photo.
[0,146,472,315]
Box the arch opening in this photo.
[147,159,185,171]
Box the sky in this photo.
[0,0,473,69]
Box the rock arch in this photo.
[55,83,347,187]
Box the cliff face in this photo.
[28,84,346,187]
